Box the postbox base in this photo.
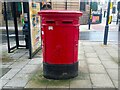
[43,62,78,80]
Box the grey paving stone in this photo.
[79,61,89,73]
[2,62,14,65]
[95,50,108,55]
[88,64,106,74]
[90,74,114,88]
[70,80,92,88]
[78,50,84,54]
[18,53,29,60]
[11,52,26,59]
[93,46,104,51]
[102,61,118,69]
[1,69,21,80]
[83,42,92,46]
[25,80,47,89]
[19,64,41,74]
[84,49,95,53]
[25,70,47,88]
[78,54,86,60]
[2,65,10,68]
[46,80,70,88]
[72,72,90,80]
[112,80,118,88]
[85,53,98,58]
[28,58,43,65]
[9,59,30,69]
[1,68,11,78]
[1,79,9,88]
[106,69,118,80]
[99,55,113,61]
[86,58,101,64]
[4,73,32,88]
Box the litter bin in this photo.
[38,10,82,79]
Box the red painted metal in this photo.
[38,10,82,64]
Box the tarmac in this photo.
[0,17,119,90]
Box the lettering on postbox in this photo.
[48,26,53,30]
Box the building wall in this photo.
[0,2,3,27]
[51,0,80,10]
[51,0,89,24]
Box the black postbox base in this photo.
[43,62,78,80]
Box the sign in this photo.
[29,1,41,56]
[92,16,100,23]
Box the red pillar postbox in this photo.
[38,10,82,79]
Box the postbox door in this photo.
[44,25,74,64]
[74,26,79,63]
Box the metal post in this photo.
[12,2,19,48]
[103,0,111,45]
[88,1,92,30]
[4,2,10,53]
[27,2,32,59]
[65,0,67,10]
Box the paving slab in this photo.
[72,72,90,80]
[106,69,118,80]
[11,52,26,59]
[19,64,41,74]
[86,58,101,64]
[84,49,95,53]
[2,62,14,65]
[2,65,10,68]
[25,70,47,89]
[90,74,114,88]
[17,52,29,60]
[9,59,30,69]
[3,73,32,88]
[95,50,109,55]
[1,79,9,88]
[79,61,89,73]
[101,61,118,69]
[1,68,11,78]
[46,80,70,88]
[82,42,92,46]
[1,68,21,80]
[78,54,86,60]
[88,64,106,74]
[112,80,118,88]
[70,80,92,88]
[85,53,98,58]
[98,55,113,61]
[78,50,85,55]
[28,58,43,65]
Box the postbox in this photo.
[38,10,82,79]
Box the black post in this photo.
[4,2,10,53]
[65,0,67,10]
[26,2,32,59]
[88,1,92,30]
[104,0,111,45]
[12,2,19,48]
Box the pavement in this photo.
[0,40,118,90]
[80,17,118,32]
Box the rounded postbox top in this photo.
[38,10,82,17]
